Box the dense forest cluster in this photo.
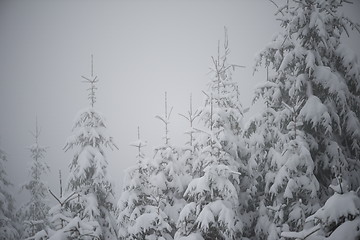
[1,0,360,239]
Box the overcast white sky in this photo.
[0,0,359,206]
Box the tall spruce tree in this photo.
[18,119,50,239]
[249,0,360,238]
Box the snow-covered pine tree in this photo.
[254,0,360,195]
[178,94,201,179]
[151,92,185,239]
[176,94,202,216]
[251,0,360,238]
[117,127,172,240]
[176,30,245,240]
[0,146,19,240]
[45,56,118,240]
[18,119,50,239]
[63,56,118,240]
[117,127,147,239]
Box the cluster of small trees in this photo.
[0,56,120,240]
[118,1,360,239]
[0,0,360,239]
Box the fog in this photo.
[0,0,359,207]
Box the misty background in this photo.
[0,0,359,207]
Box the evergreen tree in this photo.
[45,56,118,240]
[250,0,360,238]
[18,120,50,239]
[178,94,201,180]
[64,57,118,240]
[117,127,148,239]
[176,30,245,240]
[254,0,360,193]
[150,92,183,239]
[177,94,202,212]
[0,147,19,240]
[117,127,172,240]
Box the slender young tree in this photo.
[176,30,246,240]
[151,92,184,239]
[179,94,202,152]
[177,94,202,198]
[0,146,19,240]
[117,127,146,239]
[117,127,173,240]
[18,119,50,239]
[178,94,201,179]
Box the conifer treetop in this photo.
[130,126,147,159]
[155,91,173,146]
[81,54,99,108]
[179,93,201,148]
[28,117,48,161]
[30,117,40,145]
[64,56,118,152]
